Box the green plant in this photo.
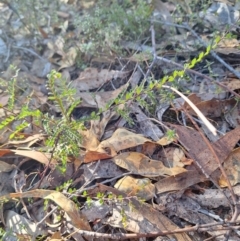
[0,227,6,238]
[9,0,60,35]
[106,34,222,123]
[55,179,73,192]
[73,0,152,55]
[0,227,15,240]
[0,69,85,173]
[37,70,84,173]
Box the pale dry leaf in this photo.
[11,150,55,166]
[0,161,16,172]
[131,103,164,141]
[219,147,240,187]
[0,94,9,106]
[77,83,128,109]
[114,175,155,200]
[222,78,240,90]
[1,134,45,148]
[79,128,100,150]
[95,128,154,157]
[173,148,185,167]
[157,135,177,146]
[58,47,77,70]
[4,210,47,238]
[70,68,127,91]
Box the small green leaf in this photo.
[125,92,132,100]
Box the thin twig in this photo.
[162,85,217,136]
[12,46,45,61]
[144,22,157,79]
[71,221,240,240]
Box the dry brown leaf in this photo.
[89,109,121,140]
[0,189,91,231]
[11,150,55,166]
[78,83,128,109]
[216,47,240,55]
[70,68,127,91]
[114,175,155,200]
[48,231,62,241]
[157,135,177,145]
[1,134,46,148]
[0,94,9,107]
[219,147,240,187]
[58,47,77,70]
[95,128,154,157]
[188,98,236,117]
[105,195,191,241]
[97,183,191,240]
[155,170,206,194]
[158,147,188,168]
[131,103,164,141]
[79,129,100,150]
[222,78,240,90]
[171,124,240,175]
[155,125,240,193]
[176,94,236,118]
[113,152,187,177]
[0,161,16,172]
[84,150,111,163]
[0,149,13,157]
[218,38,239,48]
[141,142,157,156]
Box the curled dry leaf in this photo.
[158,147,191,168]
[84,128,155,162]
[84,128,185,163]
[79,129,100,150]
[58,46,77,70]
[113,152,187,177]
[96,128,154,156]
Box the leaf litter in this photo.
[1,0,240,240]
